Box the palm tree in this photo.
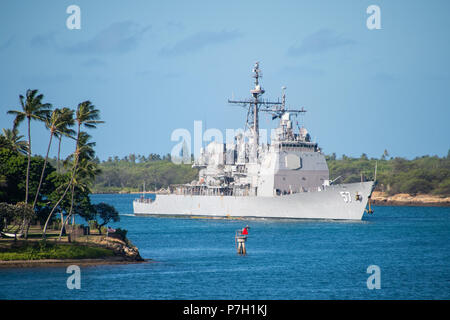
[42,132,96,239]
[66,102,103,229]
[7,89,52,204]
[43,101,103,239]
[64,131,97,237]
[42,132,96,238]
[1,128,29,155]
[32,108,75,209]
[65,131,96,161]
[52,109,76,229]
[60,156,100,240]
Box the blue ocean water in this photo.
[1,193,449,300]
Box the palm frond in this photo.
[2,127,29,154]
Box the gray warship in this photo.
[134,62,375,220]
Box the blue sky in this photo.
[1,0,449,161]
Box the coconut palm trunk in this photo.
[32,130,53,209]
[20,117,32,238]
[42,137,79,239]
[57,135,64,233]
[58,124,81,240]
[25,116,31,203]
[42,142,78,239]
[57,136,62,172]
[42,179,73,238]
[60,211,65,234]
[57,170,78,240]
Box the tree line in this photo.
[92,155,198,193]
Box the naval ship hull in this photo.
[133,181,375,220]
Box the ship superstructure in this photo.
[188,62,328,197]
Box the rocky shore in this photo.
[371,191,450,207]
[88,235,144,262]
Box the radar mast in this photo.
[228,62,282,151]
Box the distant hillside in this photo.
[91,152,450,196]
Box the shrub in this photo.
[114,228,128,242]
[400,178,433,195]
[433,178,450,196]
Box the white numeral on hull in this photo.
[340,191,352,203]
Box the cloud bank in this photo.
[288,29,356,56]
[30,21,150,55]
[160,30,242,56]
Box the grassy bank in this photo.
[0,241,114,261]
[0,224,144,265]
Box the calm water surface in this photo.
[1,193,449,299]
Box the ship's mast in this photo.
[228,62,310,157]
[251,62,262,145]
[228,62,282,150]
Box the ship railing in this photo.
[135,197,153,204]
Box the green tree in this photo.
[0,202,34,235]
[91,202,120,234]
[434,178,450,195]
[7,89,52,204]
[1,128,28,155]
[0,142,57,232]
[400,177,433,195]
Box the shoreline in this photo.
[0,257,151,269]
[371,191,450,207]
